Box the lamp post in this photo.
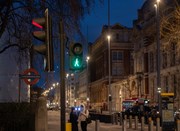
[70,73,75,106]
[86,56,90,109]
[107,0,112,114]
[56,82,60,106]
[66,73,69,107]
[155,0,161,112]
[107,35,112,114]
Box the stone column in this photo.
[35,96,47,131]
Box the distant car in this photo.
[48,104,59,110]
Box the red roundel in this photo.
[22,68,39,85]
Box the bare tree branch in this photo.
[0,44,29,54]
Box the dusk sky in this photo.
[81,0,145,42]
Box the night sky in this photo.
[38,0,146,88]
[81,0,145,42]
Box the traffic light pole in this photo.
[60,19,66,131]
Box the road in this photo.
[48,110,156,131]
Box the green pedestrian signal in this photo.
[69,43,83,70]
[74,58,80,67]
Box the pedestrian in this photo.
[78,105,89,131]
[70,107,78,131]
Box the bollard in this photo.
[122,119,127,131]
[125,115,127,120]
[135,116,138,130]
[141,116,144,131]
[156,117,160,131]
[177,119,180,131]
[95,120,100,131]
[119,113,123,126]
[35,97,48,131]
[148,119,153,131]
[111,114,114,124]
[66,122,72,131]
[115,114,118,125]
[129,115,132,128]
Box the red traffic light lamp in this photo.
[32,20,43,29]
[32,8,54,72]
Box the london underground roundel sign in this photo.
[22,68,40,85]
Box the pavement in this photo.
[48,110,158,131]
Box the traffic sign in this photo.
[20,68,40,85]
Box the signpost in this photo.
[19,68,40,103]
[20,68,40,85]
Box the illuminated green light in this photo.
[74,58,80,67]
[72,57,82,69]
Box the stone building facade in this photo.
[111,0,180,112]
[77,0,180,112]
[132,0,180,108]
[88,24,133,111]
[77,69,88,105]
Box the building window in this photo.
[116,33,119,41]
[124,32,129,42]
[112,63,123,76]
[162,51,167,68]
[171,75,176,93]
[112,51,123,61]
[149,52,154,72]
[165,76,168,92]
[170,42,176,66]
[95,56,103,79]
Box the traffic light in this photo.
[32,8,54,72]
[69,43,83,70]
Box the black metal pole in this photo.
[156,1,161,114]
[60,19,66,131]
[18,76,21,103]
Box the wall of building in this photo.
[89,24,133,110]
[0,47,30,102]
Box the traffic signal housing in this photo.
[32,8,54,72]
[69,43,83,70]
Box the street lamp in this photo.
[66,73,69,107]
[155,0,161,112]
[107,35,112,114]
[53,82,60,106]
[70,73,74,106]
[86,56,90,109]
